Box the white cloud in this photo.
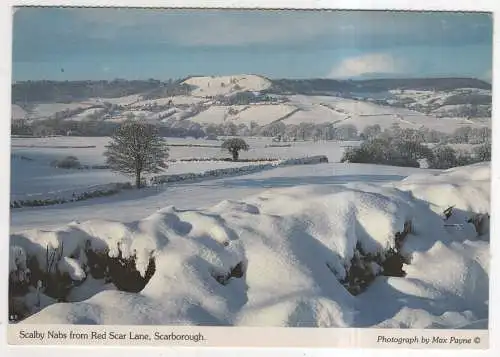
[328,53,406,78]
[482,69,492,82]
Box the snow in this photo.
[394,163,490,213]
[13,88,490,134]
[10,162,425,232]
[10,153,256,201]
[282,105,347,125]
[91,94,142,106]
[183,75,272,97]
[189,104,297,126]
[281,95,490,133]
[11,163,489,328]
[58,257,86,281]
[11,104,28,120]
[113,110,156,121]
[26,102,97,120]
[390,88,491,109]
[12,133,353,203]
[10,246,28,276]
[10,135,359,164]
[230,104,297,126]
[131,96,204,108]
[68,107,104,121]
[187,106,229,124]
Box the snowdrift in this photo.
[9,163,490,328]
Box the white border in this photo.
[1,1,499,356]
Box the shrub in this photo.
[473,142,491,161]
[51,156,81,169]
[341,138,423,167]
[429,146,458,169]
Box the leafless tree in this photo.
[105,120,169,188]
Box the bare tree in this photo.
[104,121,169,188]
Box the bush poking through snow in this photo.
[35,243,82,301]
[339,221,412,296]
[212,261,245,285]
[8,239,157,322]
[9,247,30,297]
[82,241,156,292]
[105,244,156,293]
[443,206,455,220]
[9,242,84,320]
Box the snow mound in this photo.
[394,163,490,214]
[10,164,490,328]
[183,74,271,97]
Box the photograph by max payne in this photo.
[3,2,497,351]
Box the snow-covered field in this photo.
[189,104,298,126]
[10,161,418,232]
[11,136,361,202]
[27,101,98,120]
[10,157,256,201]
[9,163,490,328]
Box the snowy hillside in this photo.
[11,104,27,120]
[11,76,491,138]
[130,95,204,108]
[10,163,489,328]
[279,95,485,132]
[189,104,297,126]
[183,74,272,97]
[387,88,491,118]
[27,102,98,120]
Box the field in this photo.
[11,136,361,201]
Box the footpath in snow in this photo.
[9,163,490,328]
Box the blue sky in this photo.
[12,8,493,81]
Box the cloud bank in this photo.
[328,53,406,79]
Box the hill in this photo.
[182,74,272,97]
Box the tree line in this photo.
[341,124,491,169]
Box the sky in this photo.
[12,7,493,82]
